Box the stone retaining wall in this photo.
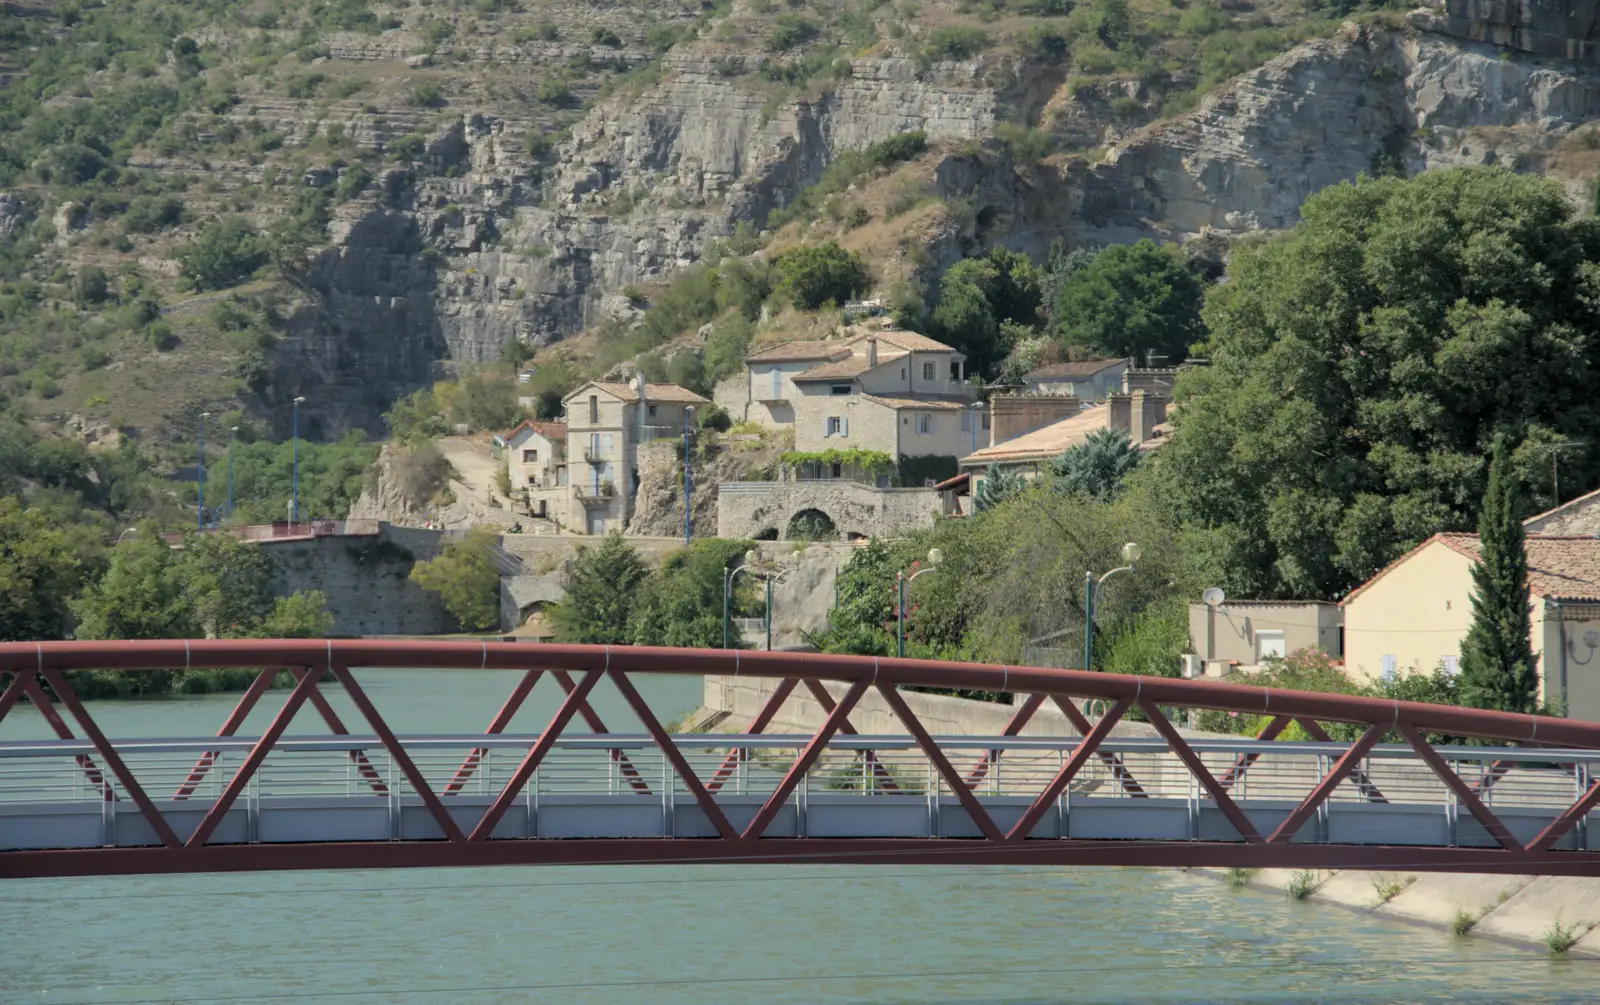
[716,481,942,541]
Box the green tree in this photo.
[770,242,869,310]
[1048,427,1141,501]
[409,528,502,632]
[973,464,1026,511]
[628,539,752,648]
[1053,239,1203,363]
[72,529,198,642]
[548,534,650,643]
[0,496,105,641]
[1161,167,1600,599]
[175,216,269,290]
[703,315,755,385]
[257,590,335,637]
[1458,438,1539,714]
[930,247,1043,377]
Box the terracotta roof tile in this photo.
[862,393,979,411]
[851,330,957,353]
[1026,359,1125,379]
[505,420,566,441]
[585,381,710,404]
[793,357,877,381]
[745,340,852,363]
[1342,532,1600,605]
[959,406,1107,464]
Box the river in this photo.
[1,670,1595,1004]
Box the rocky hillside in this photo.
[3,0,1599,447]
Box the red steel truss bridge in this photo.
[0,639,1597,879]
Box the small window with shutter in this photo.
[922,361,935,381]
[826,416,842,436]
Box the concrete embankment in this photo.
[1199,869,1600,956]
[693,676,1600,956]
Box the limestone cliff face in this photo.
[293,22,1600,435]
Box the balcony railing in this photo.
[575,484,616,505]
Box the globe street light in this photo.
[897,547,943,658]
[1084,541,1141,672]
[723,549,761,649]
[291,396,306,528]
[197,412,211,530]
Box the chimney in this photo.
[1108,393,1132,435]
[1129,390,1170,445]
[989,393,1081,445]
[866,337,878,368]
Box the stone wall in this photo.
[716,480,942,540]
[261,524,452,635]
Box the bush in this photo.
[770,242,869,310]
[698,403,732,432]
[768,14,820,51]
[591,27,623,47]
[409,82,445,107]
[391,133,426,160]
[174,217,268,291]
[920,26,989,61]
[122,195,184,233]
[410,527,501,632]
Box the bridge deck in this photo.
[2,733,1596,856]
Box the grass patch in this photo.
[1286,870,1320,901]
[1545,916,1584,957]
[1225,867,1253,888]
[1371,873,1412,904]
[1449,908,1479,936]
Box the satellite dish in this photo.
[1202,587,1225,608]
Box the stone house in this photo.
[1022,359,1128,400]
[1524,485,1600,535]
[1340,533,1600,723]
[1188,600,1344,674]
[497,420,567,519]
[560,378,708,535]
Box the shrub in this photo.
[174,217,268,291]
[769,242,869,310]
[409,527,501,632]
[391,133,427,160]
[920,26,988,61]
[768,14,820,52]
[409,82,445,107]
[591,27,623,47]
[122,195,184,233]
[536,76,572,105]
[1545,916,1584,956]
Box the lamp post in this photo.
[722,549,759,649]
[291,396,306,527]
[1083,541,1142,672]
[896,547,943,658]
[197,412,210,529]
[763,566,794,652]
[683,406,695,545]
[227,426,239,522]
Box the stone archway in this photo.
[753,527,779,541]
[785,508,838,541]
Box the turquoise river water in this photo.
[0,669,1595,1004]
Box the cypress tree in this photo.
[1458,437,1539,714]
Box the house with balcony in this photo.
[561,378,709,535]
[497,420,567,520]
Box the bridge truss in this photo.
[0,640,1597,878]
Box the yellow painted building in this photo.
[1340,533,1600,723]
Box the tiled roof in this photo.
[745,340,851,363]
[959,406,1109,465]
[1342,532,1600,605]
[1026,359,1125,379]
[505,420,567,442]
[1524,485,1600,529]
[583,381,710,404]
[851,329,957,354]
[862,393,980,411]
[793,356,878,381]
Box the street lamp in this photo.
[291,396,306,527]
[897,547,943,658]
[763,565,795,652]
[1084,542,1141,672]
[723,549,760,649]
[683,406,695,545]
[227,426,239,522]
[197,412,210,529]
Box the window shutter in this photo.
[822,416,830,438]
[841,415,849,436]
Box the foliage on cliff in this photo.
[1159,167,1600,600]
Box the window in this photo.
[770,369,781,399]
[589,433,601,457]
[588,395,599,424]
[522,448,538,463]
[922,361,935,381]
[830,462,843,478]
[647,404,657,418]
[981,412,991,430]
[1441,655,1460,677]
[901,368,907,380]
[1255,631,1286,661]
[1380,654,1397,682]
[602,433,613,454]
[960,410,971,432]
[917,413,933,435]
[831,384,852,396]
[950,360,961,382]
[826,416,843,436]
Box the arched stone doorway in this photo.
[785,508,838,541]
